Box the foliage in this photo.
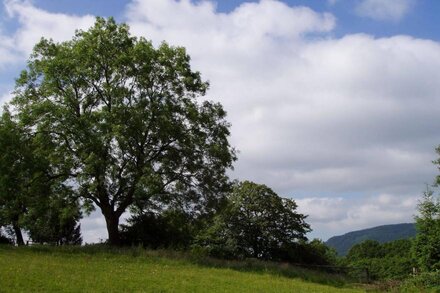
[25,195,82,245]
[344,239,415,281]
[412,186,440,271]
[300,239,338,265]
[195,181,311,261]
[120,209,194,249]
[400,271,440,292]
[0,109,82,245]
[12,17,236,245]
[346,240,384,259]
[269,238,338,266]
[0,245,362,292]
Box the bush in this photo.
[344,239,415,281]
[120,209,195,249]
[272,239,338,266]
[400,271,440,291]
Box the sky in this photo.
[1,0,440,242]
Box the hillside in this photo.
[0,245,362,292]
[326,223,416,256]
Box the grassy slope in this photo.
[0,245,363,293]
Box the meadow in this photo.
[0,245,363,293]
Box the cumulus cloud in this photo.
[81,211,130,243]
[80,211,108,244]
[297,193,419,239]
[0,0,97,115]
[0,91,13,106]
[355,0,415,22]
[1,0,95,63]
[123,0,440,239]
[0,33,19,68]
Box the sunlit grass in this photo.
[0,245,363,292]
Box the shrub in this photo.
[120,209,195,249]
[400,271,440,291]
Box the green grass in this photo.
[0,245,363,292]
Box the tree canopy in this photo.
[196,181,310,260]
[12,17,236,245]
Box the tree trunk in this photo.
[12,222,24,246]
[103,212,121,246]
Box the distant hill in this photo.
[325,223,416,256]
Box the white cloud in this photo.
[297,193,418,240]
[80,211,108,244]
[0,0,96,112]
[355,0,415,22]
[0,33,19,68]
[126,0,335,49]
[0,91,13,105]
[1,0,95,61]
[81,210,130,243]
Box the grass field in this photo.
[0,245,364,292]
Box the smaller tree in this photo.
[120,209,194,249]
[412,187,440,271]
[0,109,35,245]
[0,108,82,245]
[196,181,310,260]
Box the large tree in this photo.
[13,18,236,245]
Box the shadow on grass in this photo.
[0,244,356,289]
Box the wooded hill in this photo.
[326,223,416,256]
